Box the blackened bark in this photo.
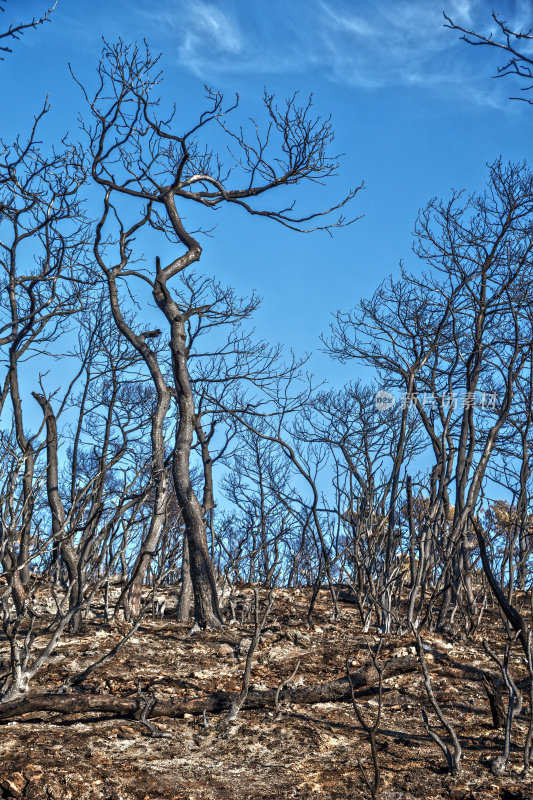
[470,514,530,658]
[153,216,223,628]
[95,261,172,621]
[32,392,82,633]
[481,673,505,729]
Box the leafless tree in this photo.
[325,160,533,632]
[75,40,360,628]
[303,381,424,632]
[0,103,88,614]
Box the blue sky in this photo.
[3,0,533,388]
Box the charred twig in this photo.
[136,681,172,739]
[412,626,462,775]
[346,639,385,800]
[483,636,522,775]
[275,660,301,719]
[522,630,533,774]
[0,0,57,58]
[222,585,274,727]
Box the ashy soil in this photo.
[1,587,532,800]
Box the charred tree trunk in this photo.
[32,393,81,633]
[0,656,418,722]
[96,264,172,622]
[153,222,222,629]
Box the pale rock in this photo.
[293,630,310,647]
[22,764,44,781]
[1,772,25,797]
[239,637,253,654]
[432,637,454,650]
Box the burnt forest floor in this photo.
[1,586,533,800]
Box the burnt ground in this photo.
[1,587,533,800]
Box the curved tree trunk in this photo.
[170,319,222,628]
[152,212,223,629]
[97,267,172,622]
[32,393,82,633]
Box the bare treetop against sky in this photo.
[2,0,533,380]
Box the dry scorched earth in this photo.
[1,588,532,799]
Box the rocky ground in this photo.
[1,587,532,800]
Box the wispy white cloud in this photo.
[156,0,308,77]
[178,3,243,64]
[448,0,475,24]
[133,0,533,107]
[132,1,245,75]
[316,0,486,89]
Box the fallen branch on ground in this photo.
[0,656,418,723]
